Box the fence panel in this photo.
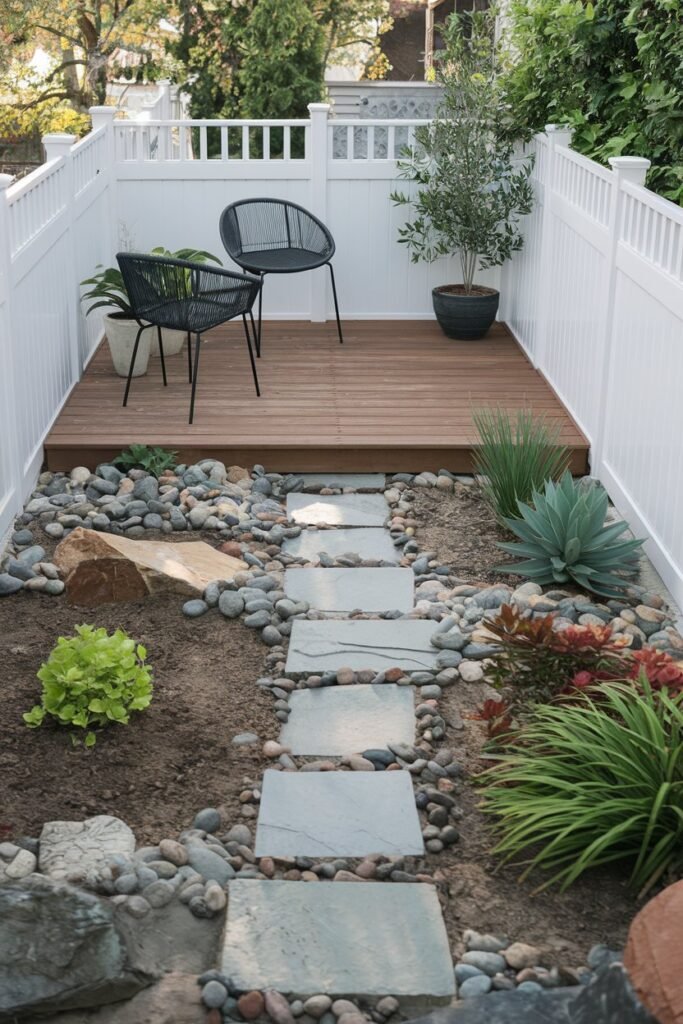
[505,128,683,605]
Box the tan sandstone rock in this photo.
[624,879,683,1024]
[54,528,247,606]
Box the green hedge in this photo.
[499,0,683,202]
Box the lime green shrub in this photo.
[472,407,570,523]
[480,681,683,895]
[24,625,153,747]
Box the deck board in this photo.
[45,320,589,473]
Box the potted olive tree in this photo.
[391,12,534,340]
[81,247,222,377]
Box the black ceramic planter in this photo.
[432,285,500,340]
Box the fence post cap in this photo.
[307,103,331,113]
[544,123,573,134]
[89,105,116,116]
[608,156,651,171]
[41,133,77,144]
[0,173,14,190]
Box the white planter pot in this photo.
[104,314,150,378]
[150,327,188,358]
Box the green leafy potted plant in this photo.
[81,247,222,377]
[391,12,534,340]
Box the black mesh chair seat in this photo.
[117,252,261,424]
[239,247,329,274]
[219,198,343,354]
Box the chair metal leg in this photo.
[256,274,264,357]
[328,263,344,344]
[122,324,148,407]
[249,309,259,359]
[157,326,167,386]
[189,333,202,424]
[242,315,261,397]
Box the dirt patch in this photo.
[428,679,636,961]
[0,552,272,845]
[414,484,521,586]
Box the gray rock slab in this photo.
[39,815,136,880]
[221,879,455,1000]
[286,619,438,672]
[287,493,389,527]
[297,473,386,491]
[255,769,423,857]
[282,527,399,564]
[285,567,414,613]
[279,684,415,755]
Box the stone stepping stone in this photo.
[255,769,423,858]
[285,567,414,613]
[282,527,399,564]
[286,619,438,673]
[221,879,456,1000]
[287,493,389,527]
[279,683,415,755]
[296,472,386,491]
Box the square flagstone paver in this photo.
[286,619,438,673]
[255,769,423,858]
[287,493,389,527]
[281,527,399,564]
[222,880,456,1000]
[285,567,414,613]
[279,683,415,755]
[297,473,386,491]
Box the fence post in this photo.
[43,133,82,381]
[89,107,118,263]
[0,174,22,531]
[590,155,651,477]
[308,102,330,322]
[533,124,573,370]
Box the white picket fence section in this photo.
[501,125,683,606]
[1,106,682,607]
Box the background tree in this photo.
[237,0,325,119]
[0,0,169,113]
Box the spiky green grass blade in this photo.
[480,682,683,895]
[472,407,570,523]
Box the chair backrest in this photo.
[219,199,334,260]
[117,252,194,321]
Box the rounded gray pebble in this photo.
[202,980,228,1008]
[459,975,492,998]
[193,807,221,833]
[183,599,209,617]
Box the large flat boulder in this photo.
[0,876,157,1019]
[54,528,247,606]
[39,815,136,881]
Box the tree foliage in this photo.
[171,0,389,119]
[0,0,169,119]
[237,0,325,119]
[498,0,683,202]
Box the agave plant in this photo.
[497,473,644,597]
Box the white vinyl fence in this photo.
[1,108,682,609]
[501,125,683,606]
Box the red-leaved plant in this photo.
[472,698,514,741]
[572,648,683,695]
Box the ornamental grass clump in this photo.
[497,472,644,597]
[472,407,570,523]
[24,625,154,747]
[480,681,683,895]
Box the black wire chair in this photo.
[219,198,343,355]
[117,252,261,425]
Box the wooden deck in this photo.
[45,321,589,473]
